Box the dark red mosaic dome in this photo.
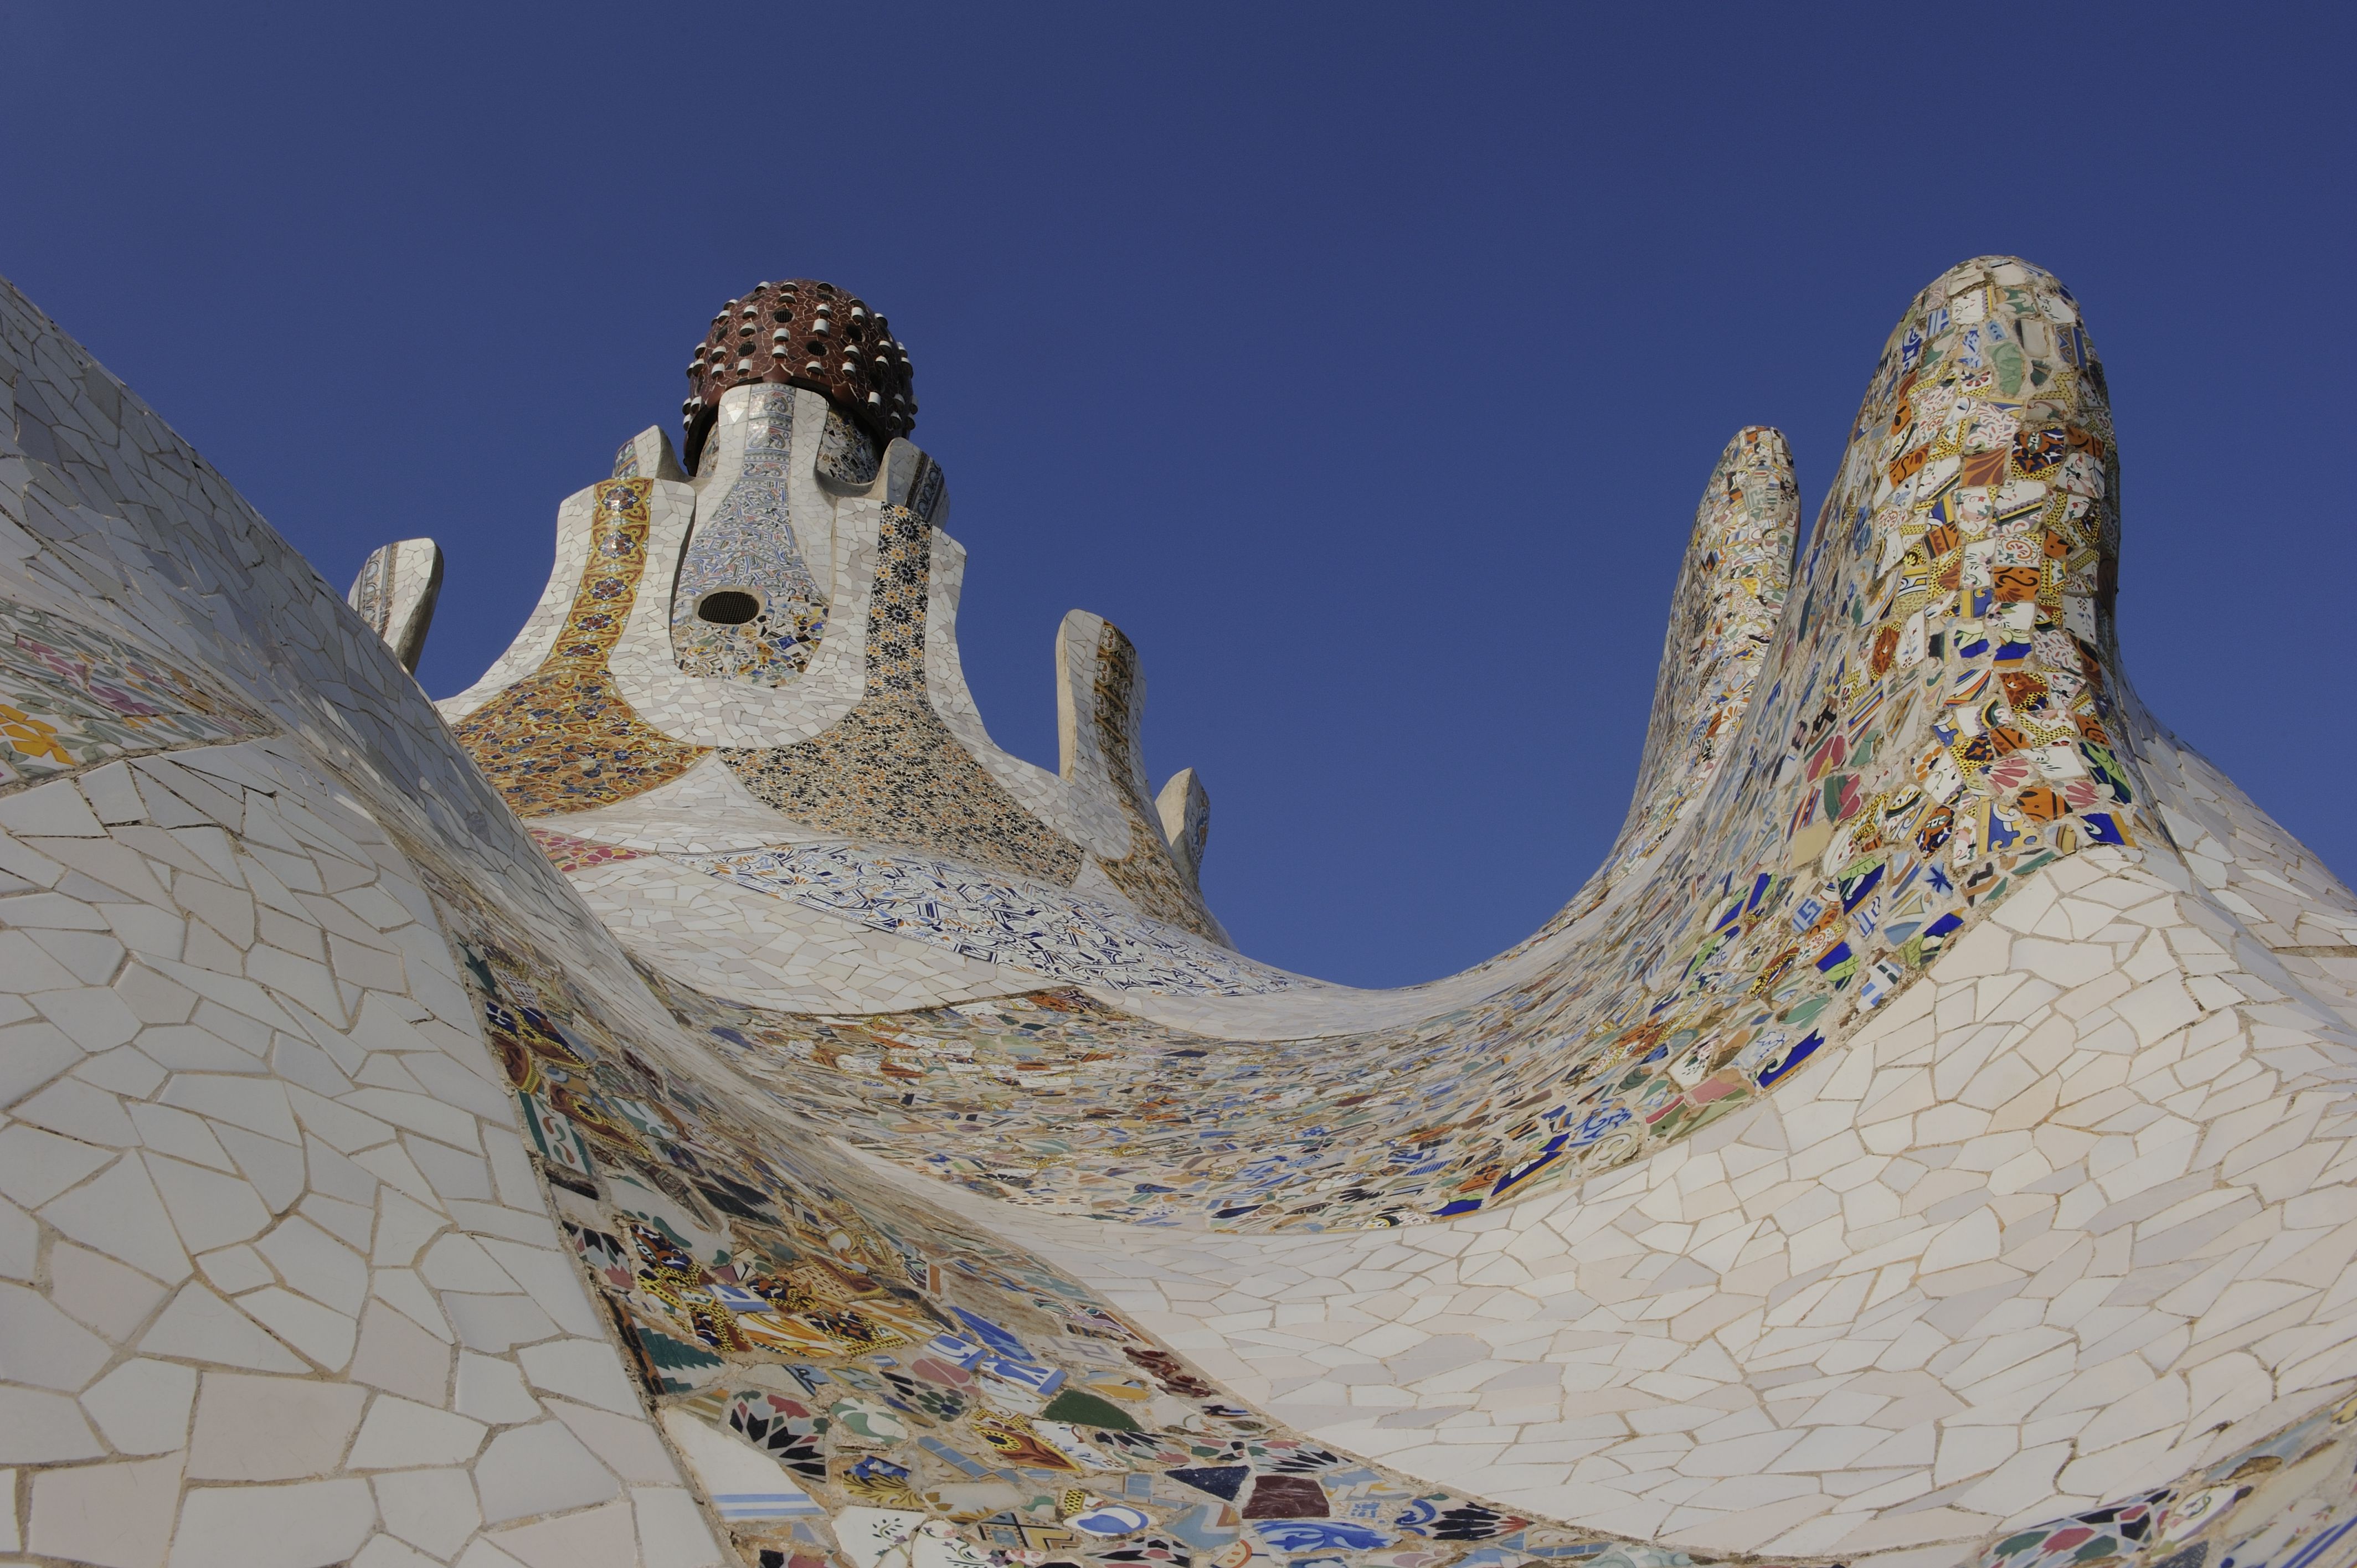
[682,278,915,470]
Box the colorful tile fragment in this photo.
[676,845,1291,996]
[452,478,711,814]
[530,824,646,872]
[721,501,1088,886]
[0,596,269,790]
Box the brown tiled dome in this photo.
[681,278,915,471]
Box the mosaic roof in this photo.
[3,256,2356,1568]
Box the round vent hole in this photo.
[697,590,760,625]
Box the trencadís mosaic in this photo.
[671,388,832,686]
[0,595,270,791]
[453,478,711,814]
[9,251,2357,1568]
[546,262,2150,1236]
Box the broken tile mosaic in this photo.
[0,595,270,791]
[7,254,2357,1568]
[674,847,1291,997]
[720,505,1088,887]
[672,388,831,686]
[452,479,711,816]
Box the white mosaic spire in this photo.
[346,538,444,676]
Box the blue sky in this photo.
[2,4,2349,987]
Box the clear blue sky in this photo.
[3,4,2349,987]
